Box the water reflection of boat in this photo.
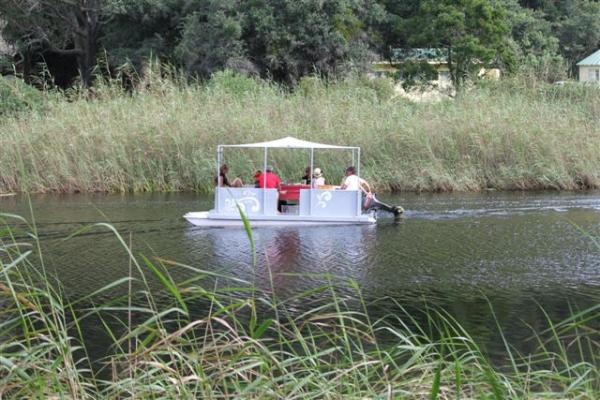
[184,137,377,227]
[184,224,378,294]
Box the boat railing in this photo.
[215,187,279,216]
[215,187,362,218]
[299,189,362,217]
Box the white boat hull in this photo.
[183,211,376,227]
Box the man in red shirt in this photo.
[256,166,281,190]
[257,166,286,211]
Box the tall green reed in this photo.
[0,212,598,398]
[0,71,599,194]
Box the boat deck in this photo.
[184,211,376,227]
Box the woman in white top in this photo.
[340,166,366,191]
[312,168,325,187]
[341,166,403,216]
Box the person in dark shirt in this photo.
[302,166,312,185]
[254,170,262,187]
[215,164,242,187]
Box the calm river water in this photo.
[2,191,600,360]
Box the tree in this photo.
[101,0,186,70]
[242,0,384,83]
[0,0,106,87]
[513,0,599,74]
[375,0,422,58]
[500,0,566,81]
[408,0,514,89]
[102,0,385,82]
[557,0,600,71]
[175,0,246,77]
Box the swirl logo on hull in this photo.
[316,191,333,208]
[224,190,261,213]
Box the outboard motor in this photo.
[363,193,404,218]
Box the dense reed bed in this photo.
[1,71,599,194]
[0,213,599,398]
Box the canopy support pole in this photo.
[263,147,268,215]
[309,148,314,216]
[216,146,222,213]
[356,148,361,216]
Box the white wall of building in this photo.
[579,66,600,83]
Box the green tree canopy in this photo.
[557,0,600,69]
[0,0,107,87]
[406,0,514,88]
[501,0,565,81]
[175,0,246,77]
[0,0,598,87]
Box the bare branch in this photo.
[47,46,84,55]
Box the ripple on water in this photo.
[3,191,600,361]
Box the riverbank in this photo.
[1,72,599,193]
[1,215,598,398]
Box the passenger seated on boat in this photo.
[312,168,325,187]
[341,166,403,217]
[302,166,312,185]
[257,166,287,211]
[340,166,365,191]
[253,170,262,187]
[256,166,281,189]
[215,164,243,187]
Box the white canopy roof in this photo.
[220,136,358,150]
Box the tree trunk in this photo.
[22,50,32,84]
[72,0,101,87]
[447,46,458,89]
[75,28,98,87]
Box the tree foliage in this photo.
[175,0,245,77]
[557,0,600,71]
[402,0,513,88]
[501,0,565,81]
[0,0,598,87]
[0,0,107,86]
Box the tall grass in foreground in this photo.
[1,71,599,194]
[0,214,599,398]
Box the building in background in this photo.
[371,48,500,86]
[577,50,600,83]
[370,48,500,102]
[372,48,451,84]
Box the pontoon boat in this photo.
[184,137,398,227]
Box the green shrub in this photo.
[299,75,394,102]
[0,54,13,74]
[207,69,266,96]
[0,76,46,117]
[394,60,439,91]
[297,75,326,97]
[355,75,395,101]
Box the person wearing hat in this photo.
[312,168,325,187]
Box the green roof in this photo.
[577,50,600,66]
[391,48,448,63]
